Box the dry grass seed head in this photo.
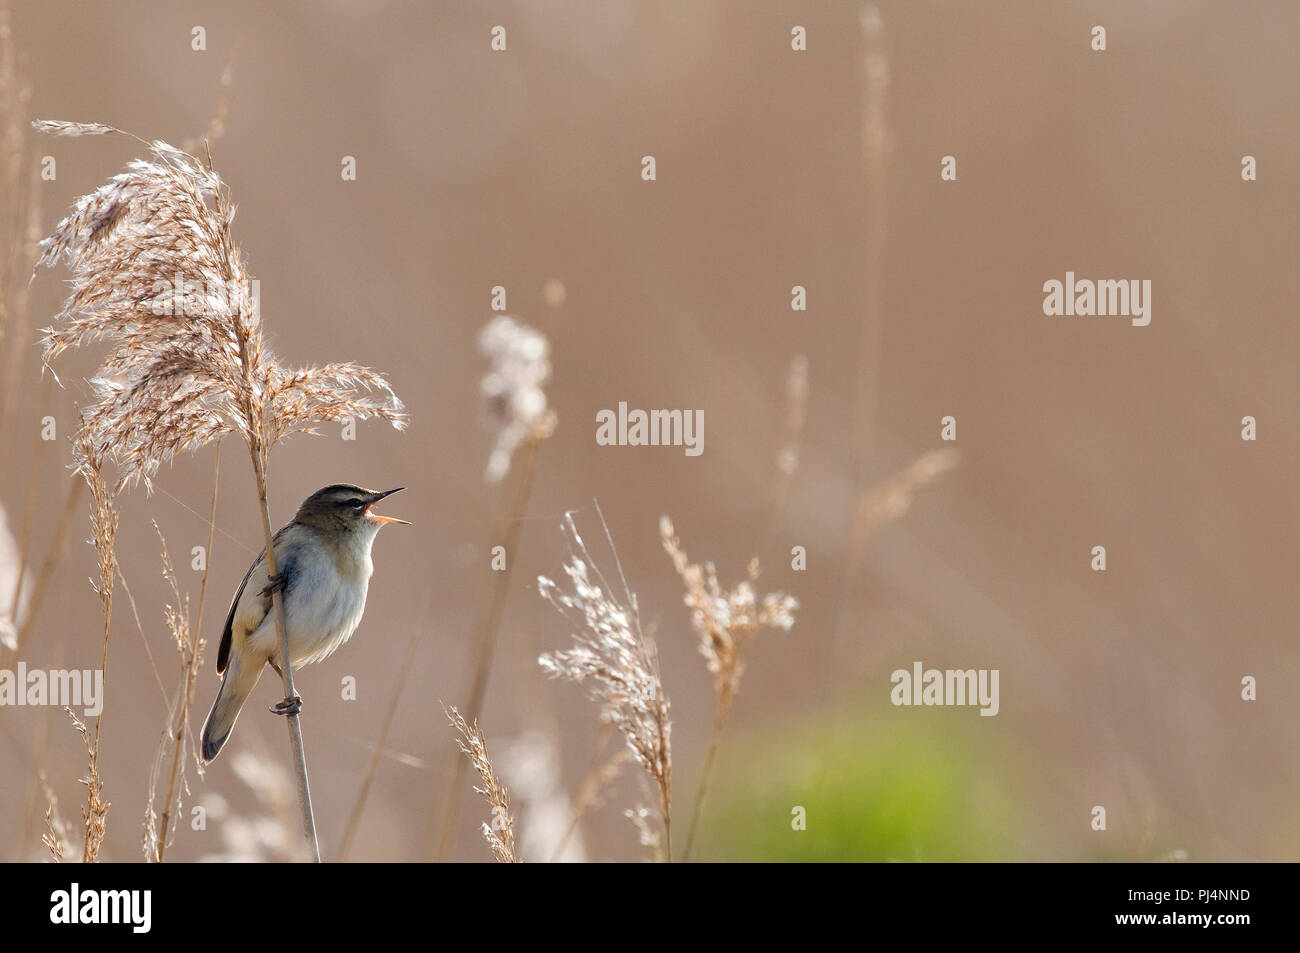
[66,707,109,861]
[478,314,555,484]
[446,706,518,863]
[659,516,798,717]
[538,511,672,824]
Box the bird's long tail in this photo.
[200,654,263,763]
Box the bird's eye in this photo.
[348,498,364,509]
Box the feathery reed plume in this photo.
[538,507,673,859]
[433,314,555,859]
[479,314,555,485]
[446,706,518,863]
[142,518,208,862]
[660,517,798,860]
[34,122,407,861]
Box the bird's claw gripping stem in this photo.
[270,694,303,717]
[260,573,288,598]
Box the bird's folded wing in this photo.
[217,547,268,674]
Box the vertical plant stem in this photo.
[249,444,319,862]
[433,433,542,860]
[681,705,730,862]
[234,310,319,862]
[662,790,673,863]
[84,521,113,861]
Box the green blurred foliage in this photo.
[694,704,1033,862]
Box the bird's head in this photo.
[293,484,410,539]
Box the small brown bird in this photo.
[200,484,409,762]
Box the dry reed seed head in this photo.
[39,772,72,862]
[446,706,518,863]
[478,314,554,483]
[854,447,959,537]
[65,707,110,861]
[28,119,115,137]
[537,512,672,820]
[33,126,406,490]
[42,806,65,862]
[659,516,798,709]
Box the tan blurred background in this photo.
[2,0,1298,862]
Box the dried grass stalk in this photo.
[446,706,518,863]
[72,434,119,863]
[538,507,672,859]
[40,771,70,862]
[660,517,798,861]
[67,707,109,862]
[142,520,208,862]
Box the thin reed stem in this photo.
[682,706,728,862]
[249,445,319,862]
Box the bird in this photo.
[200,484,409,763]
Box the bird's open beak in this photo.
[367,487,411,525]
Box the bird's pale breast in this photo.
[240,527,373,669]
